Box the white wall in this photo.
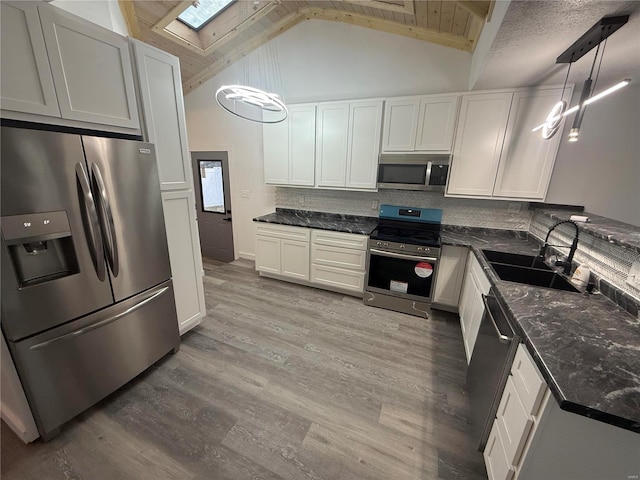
[184,19,472,259]
[546,82,640,226]
[51,0,128,36]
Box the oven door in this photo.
[365,248,439,302]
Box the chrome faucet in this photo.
[538,220,579,276]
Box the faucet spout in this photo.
[539,220,580,276]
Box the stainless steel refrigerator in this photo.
[1,126,180,440]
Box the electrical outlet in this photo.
[626,261,640,289]
[371,200,379,210]
[241,189,250,198]
[299,195,305,205]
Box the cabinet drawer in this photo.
[311,265,364,292]
[311,244,366,271]
[470,253,491,294]
[484,422,514,480]
[511,344,546,416]
[495,376,533,467]
[311,229,368,250]
[256,223,311,242]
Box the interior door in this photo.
[192,151,235,262]
[82,137,171,301]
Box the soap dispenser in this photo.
[571,262,591,288]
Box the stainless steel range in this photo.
[364,205,442,317]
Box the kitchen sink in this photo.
[490,263,580,293]
[482,250,552,271]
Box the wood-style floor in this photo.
[1,258,487,480]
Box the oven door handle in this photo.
[369,248,438,263]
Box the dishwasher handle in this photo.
[482,294,512,344]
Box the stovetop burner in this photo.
[371,205,443,248]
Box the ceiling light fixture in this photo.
[214,0,287,124]
[535,15,629,142]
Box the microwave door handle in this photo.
[425,161,433,187]
[91,163,119,277]
[75,162,106,281]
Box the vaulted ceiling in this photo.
[120,0,493,93]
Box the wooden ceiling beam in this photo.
[118,0,141,38]
[304,7,474,51]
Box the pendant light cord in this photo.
[591,37,608,94]
[560,61,572,99]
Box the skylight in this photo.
[178,0,235,30]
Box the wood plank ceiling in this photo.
[121,0,492,93]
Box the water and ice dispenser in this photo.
[2,211,79,288]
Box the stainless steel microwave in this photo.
[377,154,450,191]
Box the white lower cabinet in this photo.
[484,344,640,480]
[432,245,468,310]
[254,225,367,294]
[161,190,206,335]
[458,251,491,362]
[255,224,311,281]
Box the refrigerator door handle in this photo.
[29,285,171,350]
[91,163,119,277]
[75,162,105,281]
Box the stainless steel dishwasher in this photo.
[466,288,520,451]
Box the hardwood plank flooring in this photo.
[1,258,487,480]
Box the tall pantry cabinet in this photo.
[131,40,206,335]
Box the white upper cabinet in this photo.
[263,104,316,186]
[263,110,290,184]
[37,3,140,129]
[132,40,192,190]
[0,2,60,117]
[447,87,571,201]
[381,97,419,151]
[447,92,513,197]
[415,95,459,151]
[288,104,317,186]
[1,2,140,132]
[493,87,572,199]
[346,99,383,189]
[382,94,459,152]
[314,99,382,190]
[316,102,349,187]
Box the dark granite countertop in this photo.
[534,209,640,255]
[441,228,640,434]
[253,208,377,235]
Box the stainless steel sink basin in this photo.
[490,263,580,293]
[482,250,552,271]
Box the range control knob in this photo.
[417,247,424,252]
[376,241,382,246]
[400,244,405,249]
[424,247,430,253]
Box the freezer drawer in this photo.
[9,280,179,438]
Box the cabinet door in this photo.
[288,105,316,186]
[255,235,281,274]
[493,87,572,200]
[133,40,192,191]
[263,112,289,185]
[0,2,60,117]
[433,245,468,307]
[415,95,459,151]
[381,97,420,151]
[346,100,383,189]
[316,102,349,187]
[281,239,310,280]
[38,4,140,129]
[447,92,512,197]
[495,377,534,467]
[161,190,206,335]
[484,423,515,480]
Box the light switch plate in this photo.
[626,260,640,289]
[241,189,250,198]
[371,200,378,210]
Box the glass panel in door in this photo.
[198,160,225,213]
